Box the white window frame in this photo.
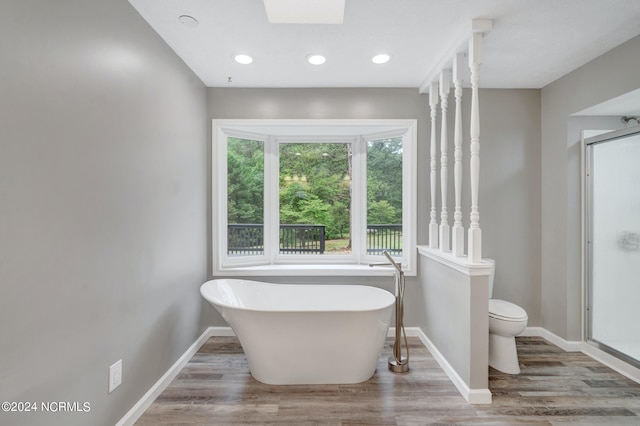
[213,119,417,276]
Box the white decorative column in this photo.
[439,70,451,252]
[451,53,465,257]
[429,82,439,249]
[468,32,483,263]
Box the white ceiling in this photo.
[128,0,640,89]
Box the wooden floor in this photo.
[136,336,640,425]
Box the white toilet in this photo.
[486,259,528,374]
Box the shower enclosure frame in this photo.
[584,124,640,369]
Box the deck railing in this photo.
[367,224,402,256]
[279,224,325,254]
[228,224,326,255]
[228,224,402,256]
[228,224,264,255]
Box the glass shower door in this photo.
[586,126,640,366]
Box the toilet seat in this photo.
[489,299,528,322]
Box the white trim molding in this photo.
[419,19,493,94]
[519,327,582,352]
[119,324,640,426]
[582,343,640,385]
[415,328,492,404]
[417,245,493,274]
[212,118,418,277]
[119,325,492,426]
[522,326,640,385]
[116,327,232,426]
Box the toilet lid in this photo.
[489,299,528,321]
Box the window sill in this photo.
[214,263,416,277]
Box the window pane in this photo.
[227,138,264,256]
[279,143,352,255]
[367,137,403,256]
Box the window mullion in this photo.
[351,136,365,264]
[217,128,229,269]
[264,136,279,263]
[404,128,417,272]
[402,131,411,269]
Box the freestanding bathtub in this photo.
[200,279,395,385]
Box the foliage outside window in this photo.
[213,119,416,276]
[279,143,352,254]
[227,138,264,255]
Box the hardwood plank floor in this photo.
[136,336,640,425]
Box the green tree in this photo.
[279,143,351,240]
[228,137,403,242]
[367,138,402,224]
[368,200,397,224]
[279,181,307,224]
[227,138,264,224]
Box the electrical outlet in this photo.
[108,359,122,393]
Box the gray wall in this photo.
[0,1,207,425]
[205,87,542,329]
[419,256,490,390]
[541,35,640,340]
[475,89,541,320]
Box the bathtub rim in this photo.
[200,278,396,314]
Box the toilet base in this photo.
[489,333,521,374]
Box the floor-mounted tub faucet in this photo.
[369,251,409,373]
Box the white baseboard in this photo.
[413,328,492,404]
[118,324,640,426]
[387,326,421,338]
[413,325,640,402]
[519,327,582,352]
[118,326,417,425]
[582,343,640,385]
[116,327,219,426]
[209,326,235,336]
[521,326,640,385]
[120,325,490,425]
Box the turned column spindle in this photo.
[452,53,465,257]
[429,82,439,249]
[468,33,483,263]
[439,70,451,252]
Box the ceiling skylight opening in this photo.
[234,54,254,65]
[178,15,199,28]
[307,54,326,65]
[263,0,345,24]
[372,54,391,64]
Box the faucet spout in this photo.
[369,251,403,274]
[368,262,393,267]
[382,250,403,275]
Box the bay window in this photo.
[213,119,416,276]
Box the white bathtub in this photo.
[200,279,395,385]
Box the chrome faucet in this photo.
[369,250,409,373]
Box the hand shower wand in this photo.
[369,250,410,373]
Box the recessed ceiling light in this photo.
[307,54,326,65]
[234,54,253,65]
[372,54,391,64]
[178,15,199,27]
